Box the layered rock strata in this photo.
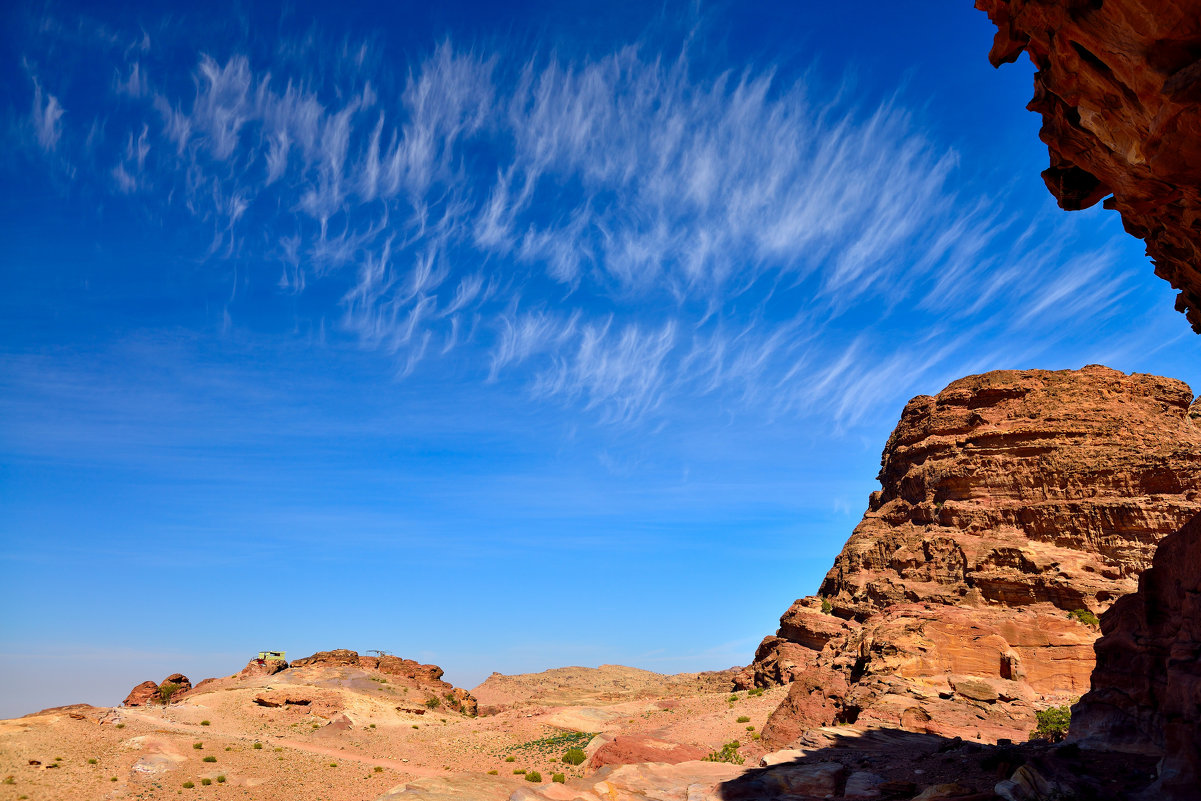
[1071,512,1201,799]
[975,0,1201,332]
[741,366,1201,746]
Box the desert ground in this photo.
[0,656,788,801]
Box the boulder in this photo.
[238,657,288,678]
[586,734,708,769]
[122,681,160,707]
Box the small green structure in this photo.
[258,650,286,662]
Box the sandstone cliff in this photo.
[975,0,1201,332]
[742,366,1201,746]
[1071,512,1201,799]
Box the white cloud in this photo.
[31,79,64,151]
[18,19,1139,428]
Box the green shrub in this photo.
[158,682,182,705]
[202,756,216,763]
[702,740,744,765]
[411,725,419,729]
[552,773,565,783]
[115,723,125,729]
[200,778,212,786]
[727,694,739,703]
[328,762,337,768]
[747,686,764,697]
[182,781,194,789]
[200,720,210,726]
[252,742,263,750]
[487,770,498,775]
[736,716,749,723]
[561,748,586,766]
[513,768,526,775]
[111,777,118,781]
[369,723,376,728]
[424,697,441,709]
[1069,609,1100,628]
[192,743,203,750]
[505,756,516,763]
[746,726,755,731]
[2,777,13,785]
[820,598,833,615]
[87,758,97,764]
[1030,704,1073,742]
[374,766,383,773]
[216,775,226,783]
[525,771,542,782]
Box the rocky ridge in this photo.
[976,0,1201,332]
[740,366,1201,746]
[121,650,478,717]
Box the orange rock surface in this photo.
[743,366,1201,746]
[976,0,1201,332]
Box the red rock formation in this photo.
[975,0,1201,332]
[744,366,1201,746]
[587,734,708,769]
[1071,512,1201,799]
[289,649,478,716]
[237,656,289,678]
[289,649,362,667]
[121,680,160,707]
[121,674,193,706]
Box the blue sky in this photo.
[2,1,1198,718]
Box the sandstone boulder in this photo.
[586,734,708,768]
[122,673,192,706]
[122,680,160,707]
[238,656,288,678]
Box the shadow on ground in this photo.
[717,728,1157,801]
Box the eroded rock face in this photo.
[122,674,193,707]
[976,0,1201,333]
[238,656,289,678]
[743,367,1201,745]
[1071,512,1201,799]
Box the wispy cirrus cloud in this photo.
[30,78,65,152]
[14,12,1141,427]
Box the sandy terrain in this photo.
[0,658,782,801]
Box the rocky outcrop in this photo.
[289,649,478,716]
[1071,512,1201,799]
[587,734,708,769]
[238,656,289,678]
[975,0,1201,333]
[743,367,1201,746]
[122,673,193,706]
[122,680,161,707]
[289,649,362,668]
